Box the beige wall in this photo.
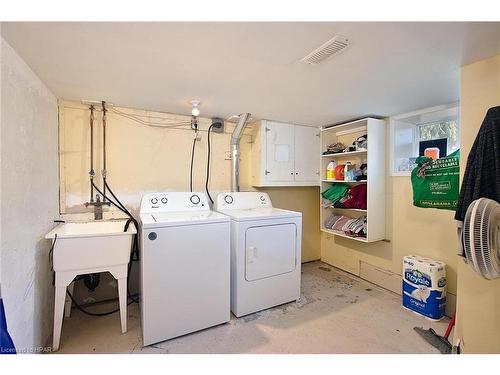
[454,54,500,353]
[59,100,252,212]
[59,100,320,263]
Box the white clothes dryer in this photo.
[214,192,302,317]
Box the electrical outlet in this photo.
[224,151,232,160]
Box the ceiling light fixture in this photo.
[190,100,201,117]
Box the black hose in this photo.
[90,180,140,303]
[102,180,139,262]
[66,289,135,317]
[205,124,215,204]
[49,234,57,285]
[92,180,127,216]
[92,180,134,227]
[189,135,197,192]
[101,180,136,226]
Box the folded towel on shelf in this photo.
[331,216,352,232]
[342,184,367,210]
[324,213,342,229]
[343,216,367,236]
[321,183,350,204]
[324,213,367,238]
[331,184,367,210]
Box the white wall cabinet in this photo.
[294,125,321,182]
[265,121,295,182]
[251,120,320,187]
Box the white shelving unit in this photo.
[319,118,386,242]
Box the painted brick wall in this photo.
[1,37,59,351]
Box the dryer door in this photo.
[245,223,297,282]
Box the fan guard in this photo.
[463,198,500,279]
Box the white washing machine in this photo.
[214,192,302,317]
[139,192,230,346]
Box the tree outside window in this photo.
[418,120,460,154]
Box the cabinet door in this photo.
[265,121,295,182]
[294,125,320,182]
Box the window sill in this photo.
[390,171,412,177]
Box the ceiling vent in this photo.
[300,35,350,65]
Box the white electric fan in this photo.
[462,198,500,279]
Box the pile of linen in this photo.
[324,214,367,238]
[321,183,367,210]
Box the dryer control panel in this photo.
[140,192,210,213]
[214,192,272,210]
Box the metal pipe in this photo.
[101,101,107,202]
[89,105,95,203]
[230,113,251,192]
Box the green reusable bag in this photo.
[411,149,460,210]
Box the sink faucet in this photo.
[85,194,109,220]
[93,195,104,220]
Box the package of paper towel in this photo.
[402,255,447,321]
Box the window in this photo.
[389,103,460,176]
[418,120,460,152]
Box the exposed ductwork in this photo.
[230,113,251,192]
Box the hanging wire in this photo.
[109,106,253,132]
[205,124,215,204]
[71,103,252,134]
[189,136,197,192]
[109,107,191,129]
[111,107,190,122]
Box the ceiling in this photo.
[2,22,500,126]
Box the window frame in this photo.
[389,102,460,177]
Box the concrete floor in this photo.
[55,261,449,354]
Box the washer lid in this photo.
[217,207,301,222]
[140,210,229,228]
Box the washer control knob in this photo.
[224,195,234,204]
[190,194,200,205]
[151,197,158,205]
[161,197,168,204]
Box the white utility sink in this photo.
[45,219,136,351]
[45,220,136,272]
